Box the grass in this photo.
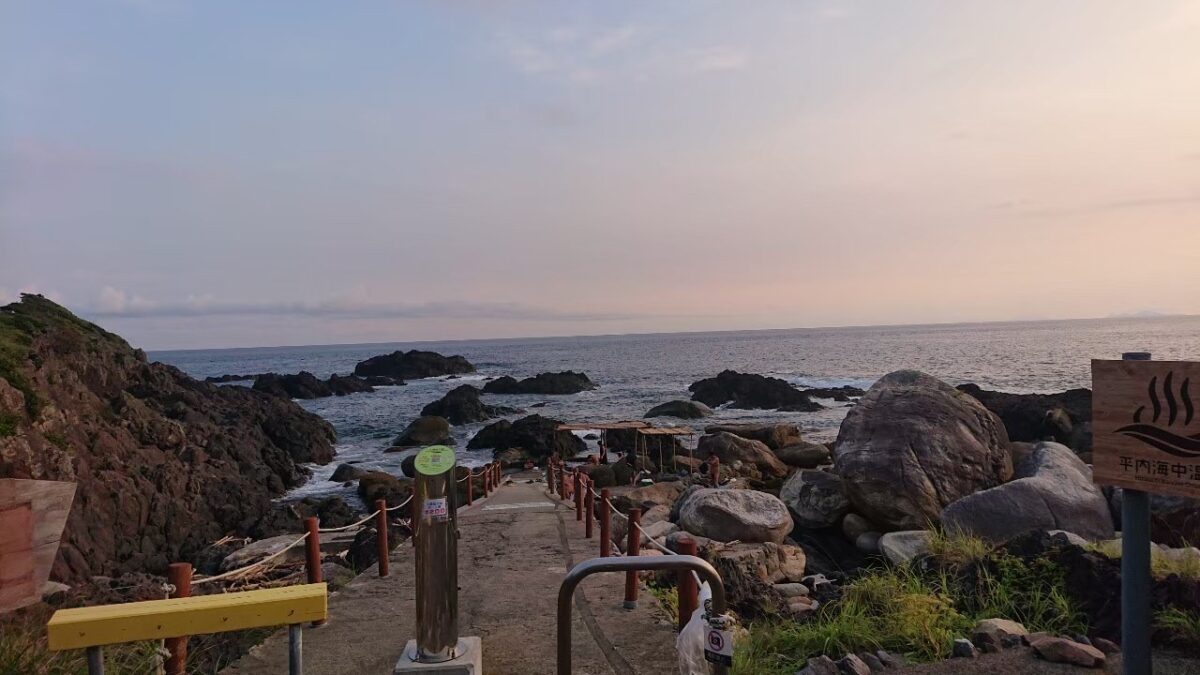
[0,412,19,438]
[0,606,163,675]
[733,531,1088,675]
[1155,608,1200,647]
[1087,540,1200,582]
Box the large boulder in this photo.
[357,471,413,507]
[353,350,475,380]
[612,482,686,513]
[696,432,790,479]
[482,371,596,395]
[252,372,333,399]
[780,470,850,529]
[420,385,517,425]
[645,400,713,419]
[834,370,1013,530]
[941,442,1114,542]
[957,384,1092,453]
[466,414,585,462]
[775,442,831,469]
[689,370,821,411]
[703,423,803,450]
[393,416,453,447]
[677,488,793,543]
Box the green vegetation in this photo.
[733,531,1087,675]
[0,412,19,438]
[0,606,162,675]
[44,431,68,450]
[1156,608,1200,647]
[1087,540,1200,582]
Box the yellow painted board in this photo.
[47,583,327,650]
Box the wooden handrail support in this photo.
[47,583,328,651]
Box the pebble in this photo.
[1030,636,1107,668]
[836,654,871,675]
[951,638,979,659]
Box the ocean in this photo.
[152,315,1200,505]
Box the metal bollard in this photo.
[624,508,641,609]
[376,499,390,578]
[87,647,104,675]
[574,470,583,521]
[288,624,303,675]
[303,517,324,626]
[1121,350,1152,675]
[676,536,699,631]
[584,478,594,539]
[600,488,612,557]
[166,562,192,675]
[413,446,461,662]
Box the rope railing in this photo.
[385,495,414,512]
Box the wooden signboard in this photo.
[0,479,76,612]
[1093,360,1200,499]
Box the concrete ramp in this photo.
[223,473,681,675]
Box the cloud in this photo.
[79,291,638,322]
[590,25,640,55]
[692,47,749,73]
[1012,194,1200,218]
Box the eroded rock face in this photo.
[689,370,821,411]
[941,442,1115,543]
[467,414,585,462]
[677,488,793,543]
[481,371,596,395]
[696,432,790,479]
[353,349,475,380]
[357,471,413,507]
[644,400,713,419]
[0,295,335,582]
[703,423,803,450]
[420,385,517,425]
[834,370,1013,530]
[957,384,1092,453]
[780,469,851,529]
[775,442,831,469]
[392,416,453,447]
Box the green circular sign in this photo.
[414,445,456,476]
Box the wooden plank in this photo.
[0,479,75,612]
[556,421,651,431]
[637,427,693,436]
[47,583,328,650]
[1092,359,1200,499]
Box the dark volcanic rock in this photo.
[361,375,404,386]
[645,400,714,419]
[253,371,333,399]
[205,373,269,383]
[957,383,1092,453]
[326,374,375,396]
[393,415,453,447]
[0,295,336,582]
[357,471,413,506]
[466,414,585,462]
[252,496,357,538]
[420,385,518,425]
[688,370,821,411]
[482,371,596,395]
[834,370,1012,530]
[704,423,803,450]
[801,385,866,402]
[353,349,475,380]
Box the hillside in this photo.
[0,295,335,582]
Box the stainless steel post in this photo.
[288,624,303,675]
[413,445,460,663]
[1120,351,1152,675]
[86,647,104,675]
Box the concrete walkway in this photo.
[223,472,681,675]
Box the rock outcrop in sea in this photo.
[468,414,585,462]
[688,370,822,411]
[481,371,596,395]
[420,384,518,424]
[353,349,475,380]
[957,383,1093,454]
[251,371,375,399]
[0,295,336,581]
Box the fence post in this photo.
[676,536,699,631]
[574,470,583,521]
[303,517,324,626]
[375,499,390,578]
[466,469,474,506]
[493,463,501,487]
[165,562,192,675]
[86,647,104,675]
[623,508,641,609]
[709,457,720,487]
[410,493,419,543]
[1121,350,1152,675]
[584,478,594,539]
[547,458,556,494]
[560,468,570,501]
[484,466,492,496]
[288,623,303,675]
[600,488,612,557]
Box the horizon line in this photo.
[142,311,1198,354]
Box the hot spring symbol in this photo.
[1115,371,1200,458]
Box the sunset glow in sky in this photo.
[2,1,1199,349]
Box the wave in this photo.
[1115,424,1200,458]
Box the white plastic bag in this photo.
[676,581,714,675]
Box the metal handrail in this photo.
[556,555,730,675]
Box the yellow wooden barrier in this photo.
[47,583,327,650]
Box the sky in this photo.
[2,1,1199,350]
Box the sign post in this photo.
[1093,354,1200,675]
[395,445,483,674]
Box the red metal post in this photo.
[709,456,720,486]
[676,536,699,630]
[483,466,491,495]
[584,477,594,539]
[165,562,192,675]
[304,516,325,626]
[493,463,501,487]
[623,508,641,608]
[560,467,570,501]
[574,469,583,521]
[600,488,612,557]
[375,499,390,578]
[547,459,556,494]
